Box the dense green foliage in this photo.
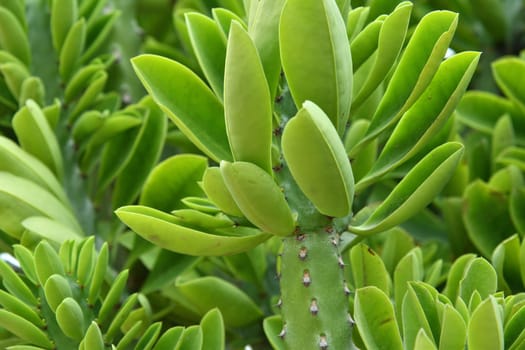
[0,0,525,349]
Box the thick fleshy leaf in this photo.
[352,2,412,110]
[211,8,245,37]
[493,57,525,114]
[263,315,286,350]
[349,15,383,72]
[220,161,295,236]
[131,54,232,162]
[248,0,285,98]
[357,52,479,189]
[115,205,271,256]
[510,187,525,234]
[491,235,522,294]
[0,173,82,238]
[224,22,272,173]
[186,12,227,99]
[354,286,403,350]
[442,254,476,302]
[414,330,437,350]
[175,276,263,328]
[349,142,463,235]
[112,99,167,208]
[491,115,515,168]
[200,309,224,350]
[402,284,435,350]
[393,248,424,327]
[439,304,467,350]
[456,91,525,140]
[463,180,515,257]
[280,0,352,134]
[349,243,390,294]
[13,100,63,179]
[282,101,354,217]
[468,297,504,350]
[459,258,497,303]
[22,216,82,244]
[0,7,30,66]
[140,154,208,212]
[346,6,370,41]
[497,146,525,171]
[359,11,458,146]
[505,303,525,348]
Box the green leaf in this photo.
[115,205,271,256]
[211,8,245,37]
[13,100,63,180]
[358,51,479,188]
[402,284,435,350]
[393,248,424,327]
[112,99,167,208]
[468,297,504,350]
[493,57,525,114]
[349,243,390,294]
[0,136,68,204]
[463,180,515,257]
[220,161,295,236]
[153,327,184,350]
[491,115,515,169]
[248,0,285,98]
[456,91,525,139]
[360,10,458,146]
[497,146,525,171]
[176,325,202,350]
[185,12,227,99]
[263,315,286,350]
[132,54,232,162]
[505,303,525,348]
[510,187,525,234]
[50,0,77,52]
[0,7,30,66]
[140,154,208,212]
[352,2,412,110]
[282,101,354,217]
[280,0,352,134]
[22,216,82,244]
[354,286,403,350]
[200,309,225,350]
[349,142,464,235]
[0,172,82,238]
[175,276,263,328]
[491,235,522,293]
[224,22,273,173]
[0,310,52,348]
[438,304,467,350]
[414,330,437,350]
[81,11,120,63]
[459,257,497,303]
[59,18,86,82]
[442,254,476,302]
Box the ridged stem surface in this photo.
[279,230,353,349]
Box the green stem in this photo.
[278,230,355,349]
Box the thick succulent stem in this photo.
[279,230,354,349]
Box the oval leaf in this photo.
[349,142,464,235]
[280,0,352,134]
[115,205,271,256]
[131,54,232,162]
[224,22,273,173]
